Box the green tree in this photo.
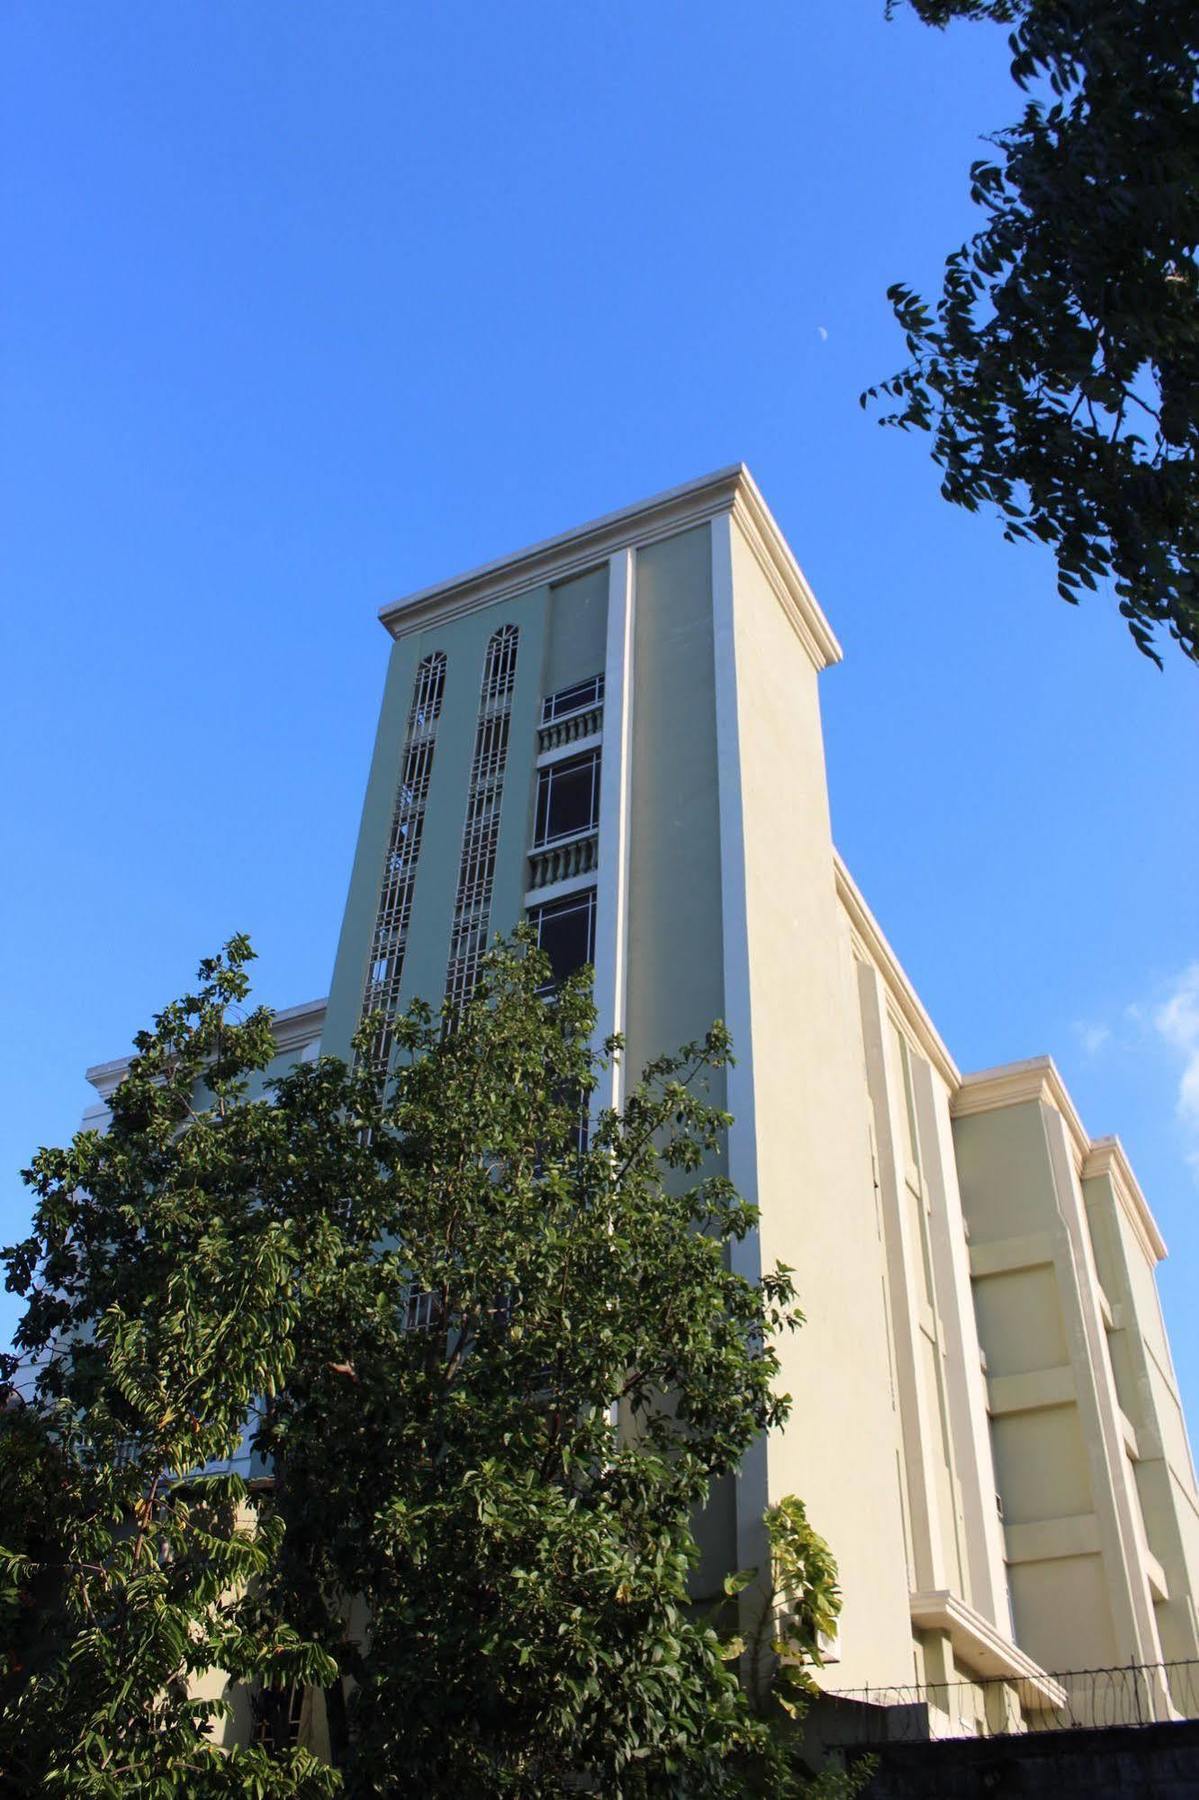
[2,935,848,1796]
[0,940,339,1796]
[868,0,1199,666]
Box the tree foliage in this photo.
[753,1499,843,1716]
[0,939,339,1796]
[2,935,850,1796]
[869,0,1199,665]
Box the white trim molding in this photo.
[590,548,635,1112]
[834,852,960,1089]
[1082,1136,1168,1264]
[710,510,772,1620]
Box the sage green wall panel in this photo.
[624,524,724,1088]
[1009,1553,1119,1670]
[322,631,430,1062]
[972,1265,1070,1377]
[544,565,608,694]
[990,1404,1093,1524]
[952,1104,1061,1243]
[622,524,730,1589]
[386,590,548,1015]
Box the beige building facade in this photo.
[86,465,1199,1735]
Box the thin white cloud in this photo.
[1154,963,1199,1175]
[1076,1021,1112,1057]
[817,325,829,342]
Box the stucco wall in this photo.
[720,512,914,1688]
[954,1100,1153,1674]
[622,525,724,1082]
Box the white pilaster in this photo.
[1042,1111,1165,1669]
[857,965,951,1599]
[913,1059,1013,1634]
[592,548,635,1112]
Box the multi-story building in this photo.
[86,465,1199,1734]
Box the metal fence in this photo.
[816,1660,1199,1743]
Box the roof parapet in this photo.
[84,998,328,1104]
[378,464,843,672]
[953,1057,1167,1263]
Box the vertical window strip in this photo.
[444,625,520,1007]
[361,651,447,1070]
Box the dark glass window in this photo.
[533,749,600,847]
[529,888,596,985]
[541,674,604,725]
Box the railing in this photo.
[537,705,603,754]
[527,833,599,890]
[819,1660,1199,1742]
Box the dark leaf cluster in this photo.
[871,0,1199,665]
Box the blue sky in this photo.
[3,2,1197,1433]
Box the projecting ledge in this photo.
[987,1364,1075,1416]
[1004,1512,1102,1566]
[909,1591,1066,1711]
[968,1231,1055,1280]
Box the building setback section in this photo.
[87,465,1199,1733]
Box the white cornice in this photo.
[952,1060,1168,1265]
[833,852,960,1089]
[1082,1135,1168,1264]
[270,997,328,1058]
[729,471,843,671]
[84,998,327,1104]
[83,1056,131,1105]
[951,1055,1090,1162]
[377,465,843,673]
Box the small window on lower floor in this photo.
[534,748,601,847]
[529,887,596,985]
[541,673,604,726]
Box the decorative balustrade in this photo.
[537,704,603,755]
[527,832,599,890]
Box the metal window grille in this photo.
[444,625,519,1008]
[404,1287,442,1333]
[541,672,604,726]
[254,1681,307,1748]
[360,651,447,1071]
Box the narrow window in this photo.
[533,748,601,848]
[528,887,597,987]
[444,625,519,1007]
[541,673,604,725]
[361,651,447,1071]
